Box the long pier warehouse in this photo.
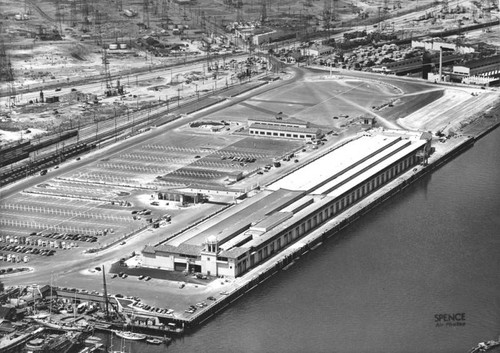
[142,133,431,278]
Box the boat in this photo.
[25,332,80,353]
[34,318,88,332]
[112,330,146,341]
[468,338,500,353]
[77,302,88,314]
[146,337,163,345]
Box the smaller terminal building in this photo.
[248,114,324,141]
[142,133,431,278]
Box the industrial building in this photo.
[452,54,500,85]
[142,133,431,278]
[301,45,335,57]
[372,51,462,76]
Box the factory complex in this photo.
[142,133,430,278]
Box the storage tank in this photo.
[119,43,127,49]
[109,43,119,50]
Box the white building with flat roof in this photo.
[142,133,430,278]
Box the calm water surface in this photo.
[100,129,500,353]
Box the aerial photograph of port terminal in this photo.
[0,0,499,352]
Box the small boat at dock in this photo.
[146,337,163,345]
[112,330,146,341]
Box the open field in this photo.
[397,88,500,134]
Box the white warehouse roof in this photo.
[267,135,401,193]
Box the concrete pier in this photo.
[171,133,482,330]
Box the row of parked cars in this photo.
[220,155,257,163]
[131,209,152,215]
[56,287,102,296]
[131,301,175,315]
[30,231,98,243]
[184,301,209,314]
[110,272,152,281]
[0,244,55,256]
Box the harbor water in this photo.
[98,129,500,353]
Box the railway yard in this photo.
[1,0,500,351]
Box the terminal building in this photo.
[248,114,324,141]
[142,133,431,278]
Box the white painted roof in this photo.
[267,135,400,192]
[327,140,427,199]
[314,139,411,194]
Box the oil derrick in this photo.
[441,0,449,13]
[323,0,332,28]
[200,10,207,32]
[91,0,98,33]
[102,49,112,95]
[383,0,389,15]
[483,0,492,20]
[236,0,243,23]
[81,0,90,32]
[55,0,63,35]
[153,0,159,15]
[161,0,169,29]
[70,0,77,27]
[0,23,14,83]
[95,10,102,45]
[261,0,267,23]
[143,0,150,29]
[332,0,338,21]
